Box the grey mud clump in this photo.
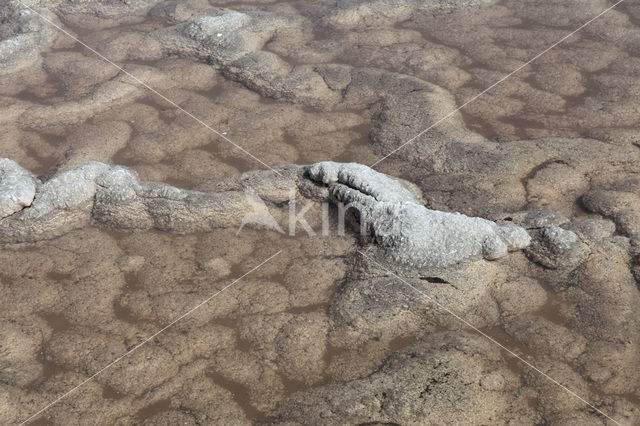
[0,2,59,74]
[525,226,590,270]
[20,161,112,220]
[155,10,297,64]
[0,158,38,219]
[308,161,531,268]
[0,158,301,244]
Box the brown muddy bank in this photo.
[1,0,640,424]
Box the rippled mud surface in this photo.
[2,0,640,424]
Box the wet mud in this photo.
[2,0,640,424]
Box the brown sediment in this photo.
[45,271,73,283]
[113,302,141,325]
[28,417,55,426]
[479,326,533,376]
[210,316,253,352]
[533,294,569,327]
[39,312,74,334]
[24,146,59,179]
[200,141,258,174]
[387,334,419,353]
[331,122,372,163]
[286,302,328,314]
[519,158,567,208]
[27,354,67,391]
[2,0,640,424]
[279,372,308,397]
[205,370,268,421]
[134,398,172,421]
[102,383,126,400]
[321,343,345,371]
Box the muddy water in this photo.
[4,0,640,423]
[13,0,607,174]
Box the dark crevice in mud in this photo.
[229,259,253,279]
[134,397,172,421]
[419,276,449,284]
[15,86,63,106]
[573,193,597,218]
[286,302,329,314]
[206,370,268,421]
[123,272,143,291]
[459,112,501,142]
[102,383,126,400]
[46,271,73,283]
[585,384,640,415]
[209,316,253,353]
[501,115,546,141]
[520,158,569,207]
[113,301,141,325]
[321,343,345,374]
[264,43,310,68]
[156,164,200,189]
[387,334,419,353]
[561,71,604,113]
[133,96,176,126]
[211,0,279,10]
[533,293,568,327]
[27,351,67,391]
[109,127,143,171]
[614,391,640,407]
[39,311,74,334]
[478,326,533,376]
[357,423,401,426]
[59,16,166,40]
[100,227,135,249]
[279,372,308,397]
[393,19,464,63]
[201,138,260,174]
[25,146,58,179]
[28,416,55,426]
[619,4,640,28]
[199,83,234,104]
[332,122,373,163]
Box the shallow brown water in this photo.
[3,0,640,424]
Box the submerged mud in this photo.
[2,0,640,424]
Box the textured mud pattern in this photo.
[2,0,640,424]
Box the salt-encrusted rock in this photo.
[21,162,111,220]
[525,226,590,269]
[309,161,420,204]
[308,161,530,268]
[182,13,253,61]
[0,160,302,243]
[0,3,59,74]
[0,158,38,219]
[155,10,296,64]
[1,159,532,262]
